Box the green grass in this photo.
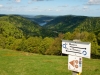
[0,49,100,75]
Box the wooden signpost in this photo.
[62,40,91,75]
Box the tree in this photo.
[10,39,22,50]
[5,36,15,49]
[39,37,54,54]
[97,33,100,45]
[80,31,89,41]
[72,28,81,40]
[46,33,64,55]
[0,34,6,48]
[17,37,27,51]
[24,37,42,53]
[64,32,72,40]
[87,33,99,55]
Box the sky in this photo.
[0,0,100,17]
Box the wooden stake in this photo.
[72,71,79,75]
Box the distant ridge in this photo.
[44,15,100,33]
[1,14,100,37]
[21,15,56,26]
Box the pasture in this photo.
[0,49,100,75]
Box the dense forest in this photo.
[0,15,100,58]
[44,15,100,33]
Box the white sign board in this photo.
[68,55,82,72]
[62,40,91,58]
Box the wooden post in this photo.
[72,40,80,75]
[72,71,79,75]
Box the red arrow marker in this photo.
[69,60,74,67]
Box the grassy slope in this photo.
[0,49,100,75]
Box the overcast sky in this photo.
[0,0,100,16]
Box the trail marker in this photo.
[62,40,91,58]
[68,55,82,72]
[62,40,91,75]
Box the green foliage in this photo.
[5,36,16,49]
[16,37,26,51]
[64,32,72,40]
[80,31,89,41]
[0,34,6,48]
[63,29,100,57]
[0,15,100,58]
[46,33,64,55]
[10,39,22,50]
[81,32,99,55]
[77,17,100,32]
[44,15,100,35]
[39,37,54,55]
[0,15,41,37]
[44,15,87,33]
[0,21,23,38]
[87,33,99,55]
[25,37,42,53]
[97,33,100,45]
[71,28,81,40]
[40,28,58,37]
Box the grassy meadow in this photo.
[0,49,100,75]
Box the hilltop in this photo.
[44,15,100,33]
[0,15,41,38]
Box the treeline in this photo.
[0,34,63,55]
[0,29,100,57]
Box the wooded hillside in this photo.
[0,15,100,58]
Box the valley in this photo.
[0,14,100,58]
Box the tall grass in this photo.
[0,49,100,75]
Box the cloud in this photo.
[45,8,53,11]
[15,0,21,3]
[32,7,39,10]
[87,0,100,5]
[48,8,53,11]
[28,1,33,4]
[32,0,53,1]
[83,6,89,11]
[56,9,61,12]
[32,0,44,1]
[0,4,3,7]
[58,5,68,8]
[83,6,88,9]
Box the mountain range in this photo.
[0,14,100,37]
[0,15,41,38]
[21,15,56,26]
[44,15,100,33]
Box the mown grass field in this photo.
[0,49,100,75]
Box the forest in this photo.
[0,15,100,58]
